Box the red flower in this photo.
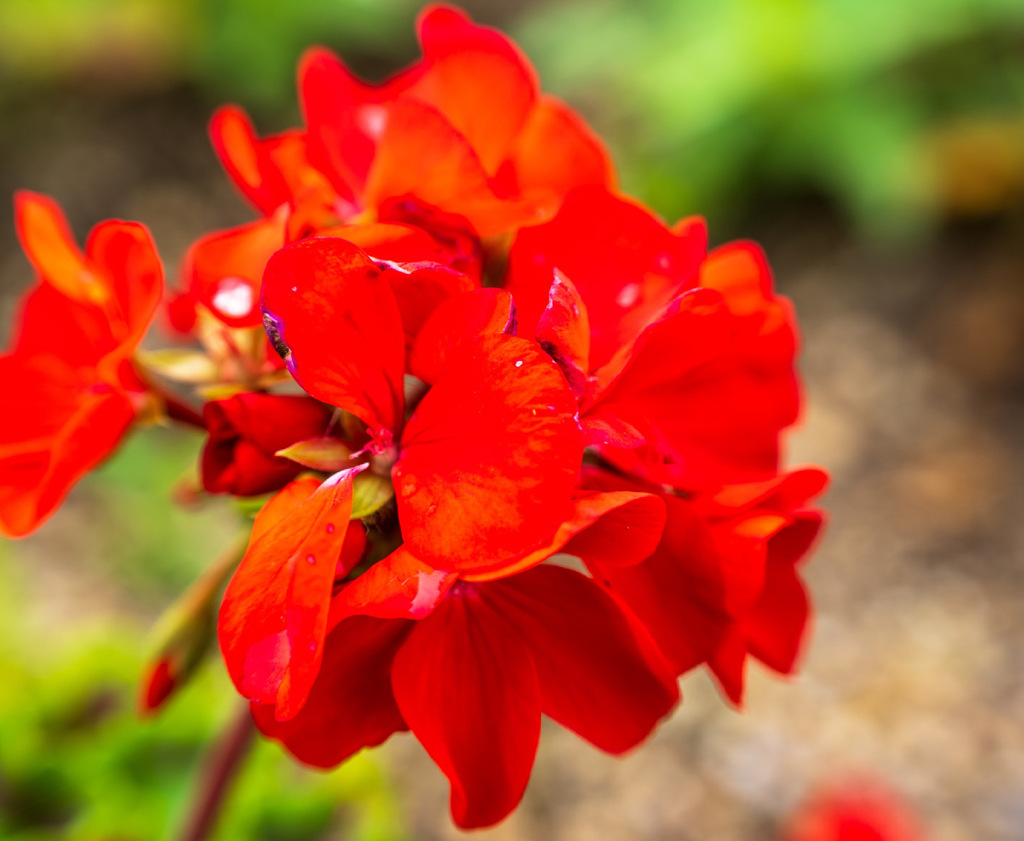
[0,193,162,536]
[217,236,586,718]
[201,393,336,496]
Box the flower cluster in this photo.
[0,5,827,829]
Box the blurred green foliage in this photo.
[516,0,1024,235]
[0,541,408,840]
[3,0,1024,233]
[0,0,417,109]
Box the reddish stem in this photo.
[179,704,255,841]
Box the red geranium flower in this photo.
[0,192,163,536]
[217,236,585,715]
[0,4,831,833]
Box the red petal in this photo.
[592,463,822,666]
[14,195,162,365]
[253,615,411,767]
[261,237,406,433]
[328,545,457,626]
[0,362,135,537]
[699,240,774,316]
[673,215,709,256]
[383,262,478,357]
[588,491,734,675]
[411,5,538,174]
[482,565,678,754]
[505,187,704,370]
[11,279,113,363]
[463,489,665,582]
[408,288,515,383]
[218,468,361,720]
[14,192,99,306]
[362,97,499,225]
[535,269,591,399]
[508,95,615,197]
[315,221,455,267]
[744,513,822,673]
[706,626,749,705]
[705,513,821,705]
[580,411,645,449]
[299,47,409,204]
[590,288,800,489]
[209,106,309,214]
[705,467,829,516]
[391,584,541,829]
[184,212,285,329]
[377,196,483,278]
[395,334,581,570]
[85,219,163,351]
[560,490,666,568]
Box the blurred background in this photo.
[1,0,1023,838]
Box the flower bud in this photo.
[201,393,334,496]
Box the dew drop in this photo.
[305,553,316,565]
[325,523,336,534]
[515,359,524,368]
[309,641,317,653]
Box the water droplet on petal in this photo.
[309,641,317,652]
[305,554,316,565]
[515,359,524,368]
[325,523,336,534]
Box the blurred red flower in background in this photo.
[783,780,927,841]
[0,192,163,537]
